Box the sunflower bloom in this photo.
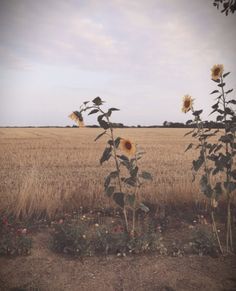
[211,64,224,81]
[119,138,136,156]
[182,95,194,113]
[68,111,84,127]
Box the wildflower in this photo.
[119,138,136,156]
[82,234,86,239]
[59,219,64,224]
[21,228,27,234]
[211,64,224,81]
[68,111,84,127]
[182,95,194,113]
[95,223,99,227]
[2,216,8,226]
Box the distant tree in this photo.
[213,0,236,15]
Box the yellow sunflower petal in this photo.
[119,138,136,156]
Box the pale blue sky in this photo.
[0,0,236,126]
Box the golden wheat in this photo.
[0,127,211,217]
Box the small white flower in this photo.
[95,223,99,227]
[82,234,86,239]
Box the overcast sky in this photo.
[0,0,235,126]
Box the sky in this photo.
[0,0,236,126]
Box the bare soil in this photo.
[0,230,236,291]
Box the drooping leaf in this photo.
[185,143,193,152]
[106,186,115,197]
[122,177,137,187]
[100,147,112,165]
[107,108,120,117]
[210,90,219,95]
[193,110,203,116]
[226,89,233,94]
[113,192,125,208]
[228,99,236,105]
[127,194,135,207]
[217,115,224,121]
[218,82,225,88]
[223,72,230,78]
[88,109,99,115]
[192,154,204,172]
[139,171,153,180]
[130,166,139,178]
[94,131,107,141]
[184,129,195,136]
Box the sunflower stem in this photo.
[220,75,233,252]
[98,106,129,233]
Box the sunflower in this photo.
[211,64,224,81]
[68,111,84,127]
[119,138,136,156]
[182,95,194,113]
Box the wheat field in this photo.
[0,127,208,218]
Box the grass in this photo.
[0,127,219,218]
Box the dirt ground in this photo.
[0,230,236,291]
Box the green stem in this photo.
[211,209,223,254]
[98,107,129,232]
[220,76,233,252]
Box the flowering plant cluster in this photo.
[0,215,32,256]
[182,64,236,253]
[69,97,152,235]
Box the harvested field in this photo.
[0,127,207,217]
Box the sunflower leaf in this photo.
[184,129,195,136]
[100,147,112,165]
[97,115,109,130]
[88,109,99,115]
[92,96,103,105]
[105,186,115,197]
[94,131,106,141]
[227,99,236,105]
[107,108,120,117]
[185,143,193,152]
[193,110,203,116]
[139,171,153,180]
[113,192,125,208]
[223,72,230,78]
[127,194,135,207]
[226,89,233,94]
[218,82,225,88]
[210,90,219,94]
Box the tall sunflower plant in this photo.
[70,97,152,235]
[182,64,236,253]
